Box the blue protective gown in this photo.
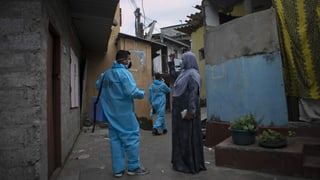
[96,61,145,173]
[148,79,171,130]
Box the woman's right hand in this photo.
[184,113,194,120]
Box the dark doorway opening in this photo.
[47,23,62,179]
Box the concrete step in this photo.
[303,144,320,156]
[302,140,320,178]
[215,136,320,178]
[303,155,320,179]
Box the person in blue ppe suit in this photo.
[96,50,149,177]
[148,73,171,135]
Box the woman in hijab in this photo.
[168,51,206,174]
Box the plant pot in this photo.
[230,129,256,145]
[258,138,287,148]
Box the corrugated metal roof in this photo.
[69,0,119,53]
[175,5,203,35]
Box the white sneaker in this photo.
[114,170,124,178]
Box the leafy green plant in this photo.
[288,130,296,137]
[259,129,286,143]
[229,113,257,132]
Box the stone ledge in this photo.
[215,136,320,178]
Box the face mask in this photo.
[179,59,184,69]
[125,60,132,69]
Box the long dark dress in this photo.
[168,58,206,174]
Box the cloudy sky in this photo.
[119,0,202,36]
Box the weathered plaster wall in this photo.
[205,8,279,65]
[206,52,288,126]
[191,26,206,103]
[85,5,120,121]
[204,8,288,126]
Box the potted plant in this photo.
[258,129,288,148]
[229,113,257,145]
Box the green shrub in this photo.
[259,129,286,143]
[229,114,257,132]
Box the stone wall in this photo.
[0,0,81,179]
[0,1,45,179]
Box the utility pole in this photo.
[134,8,144,38]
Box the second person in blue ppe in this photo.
[96,50,149,177]
[148,73,171,135]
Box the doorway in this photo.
[47,24,61,179]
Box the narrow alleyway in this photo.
[57,110,308,180]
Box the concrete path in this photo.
[57,109,308,180]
